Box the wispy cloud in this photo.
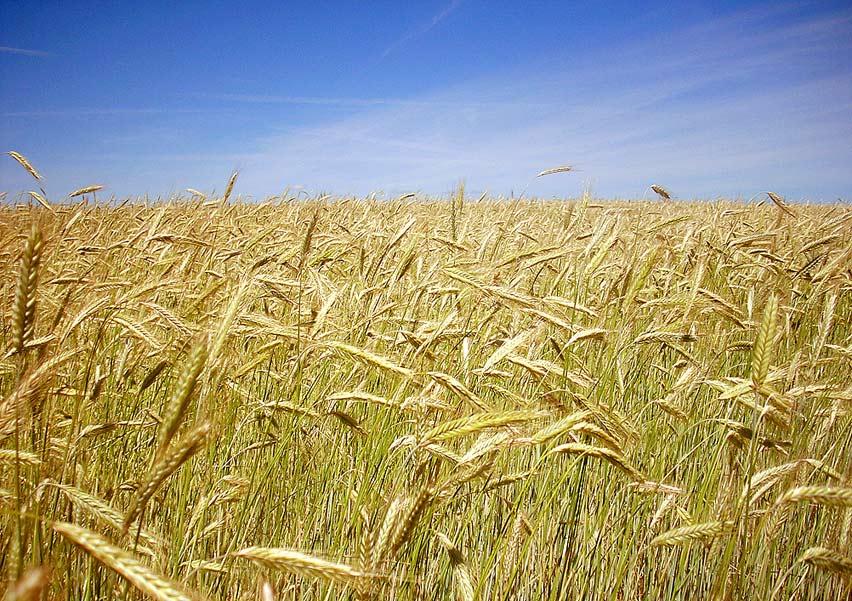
[232,5,852,200]
[3,108,211,118]
[382,0,463,58]
[0,45,52,57]
[185,92,556,110]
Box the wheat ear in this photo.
[548,442,644,481]
[124,422,210,531]
[222,170,238,203]
[325,341,414,379]
[751,294,778,389]
[6,151,42,180]
[234,547,368,586]
[4,566,50,601]
[774,485,852,507]
[799,546,852,576]
[27,190,53,211]
[436,533,475,601]
[650,184,672,201]
[155,340,208,462]
[47,481,162,550]
[11,224,43,354]
[53,522,196,601]
[420,411,544,447]
[649,521,733,547]
[68,185,104,198]
[767,192,796,217]
[537,165,573,177]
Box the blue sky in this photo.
[2,1,851,201]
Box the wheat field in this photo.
[1,165,851,599]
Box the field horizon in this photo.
[2,181,845,209]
